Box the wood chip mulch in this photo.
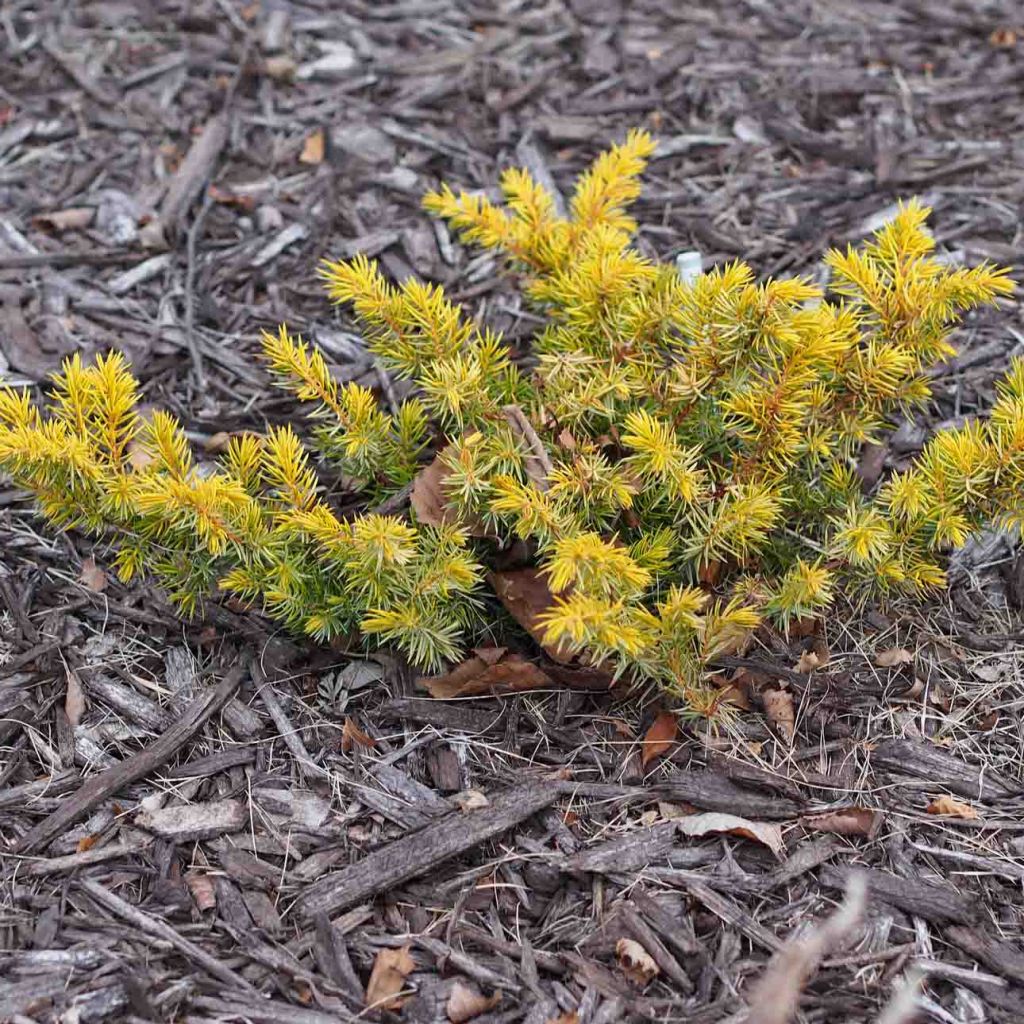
[2,2,1024,1022]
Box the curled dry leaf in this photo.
[708,668,753,710]
[419,648,554,699]
[341,717,376,752]
[675,811,785,857]
[926,794,979,820]
[33,207,95,232]
[365,946,416,1011]
[616,938,660,986]
[184,870,217,912]
[762,687,795,742]
[452,789,489,812]
[446,981,501,1023]
[77,557,108,593]
[299,128,325,165]
[794,649,826,673]
[875,647,914,668]
[640,710,678,767]
[801,806,883,839]
[64,668,87,730]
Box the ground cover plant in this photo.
[0,130,1018,714]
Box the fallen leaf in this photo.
[875,647,914,668]
[616,938,660,986]
[446,982,501,1023]
[78,557,107,593]
[490,567,575,663]
[300,129,324,165]
[990,27,1017,47]
[801,806,883,839]
[207,184,257,211]
[658,800,698,819]
[419,649,554,699]
[341,717,375,752]
[184,870,217,912]
[452,789,489,812]
[641,711,678,767]
[675,811,785,857]
[794,650,822,673]
[365,946,416,1011]
[128,441,156,471]
[927,795,979,820]
[762,688,795,742]
[411,449,494,537]
[64,668,86,730]
[33,207,95,232]
[76,834,100,853]
[708,669,753,710]
[263,55,297,80]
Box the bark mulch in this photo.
[2,2,1024,1022]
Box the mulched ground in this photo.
[3,2,1024,1022]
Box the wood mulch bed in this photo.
[2,1,1024,1021]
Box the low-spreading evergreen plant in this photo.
[1,129,1020,714]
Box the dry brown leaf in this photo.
[365,946,416,1011]
[64,668,87,730]
[615,938,660,986]
[490,567,575,663]
[410,450,494,537]
[926,794,979,820]
[452,789,489,812]
[207,184,257,211]
[341,717,376,752]
[794,650,822,673]
[77,557,107,593]
[708,669,753,710]
[641,711,678,767]
[801,806,883,839]
[419,649,554,699]
[675,811,785,857]
[762,687,795,742]
[990,26,1017,47]
[446,982,501,1023]
[875,647,914,668]
[299,129,324,165]
[184,870,217,912]
[76,834,100,853]
[33,207,95,232]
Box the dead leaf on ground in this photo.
[640,711,678,767]
[208,184,257,211]
[675,811,785,857]
[927,794,979,820]
[875,647,914,668]
[615,938,660,986]
[299,129,325,165]
[78,557,107,593]
[341,717,376,752]
[794,648,828,673]
[489,567,575,664]
[184,870,217,912]
[410,449,494,537]
[452,789,489,812]
[446,982,501,1023]
[33,207,95,232]
[762,687,795,742]
[544,1015,579,1024]
[801,806,883,839]
[76,834,100,853]
[707,669,753,710]
[365,946,416,1011]
[418,648,554,699]
[64,668,86,730]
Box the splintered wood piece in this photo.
[136,798,247,842]
[819,866,979,925]
[871,738,1019,801]
[295,782,560,918]
[15,665,245,854]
